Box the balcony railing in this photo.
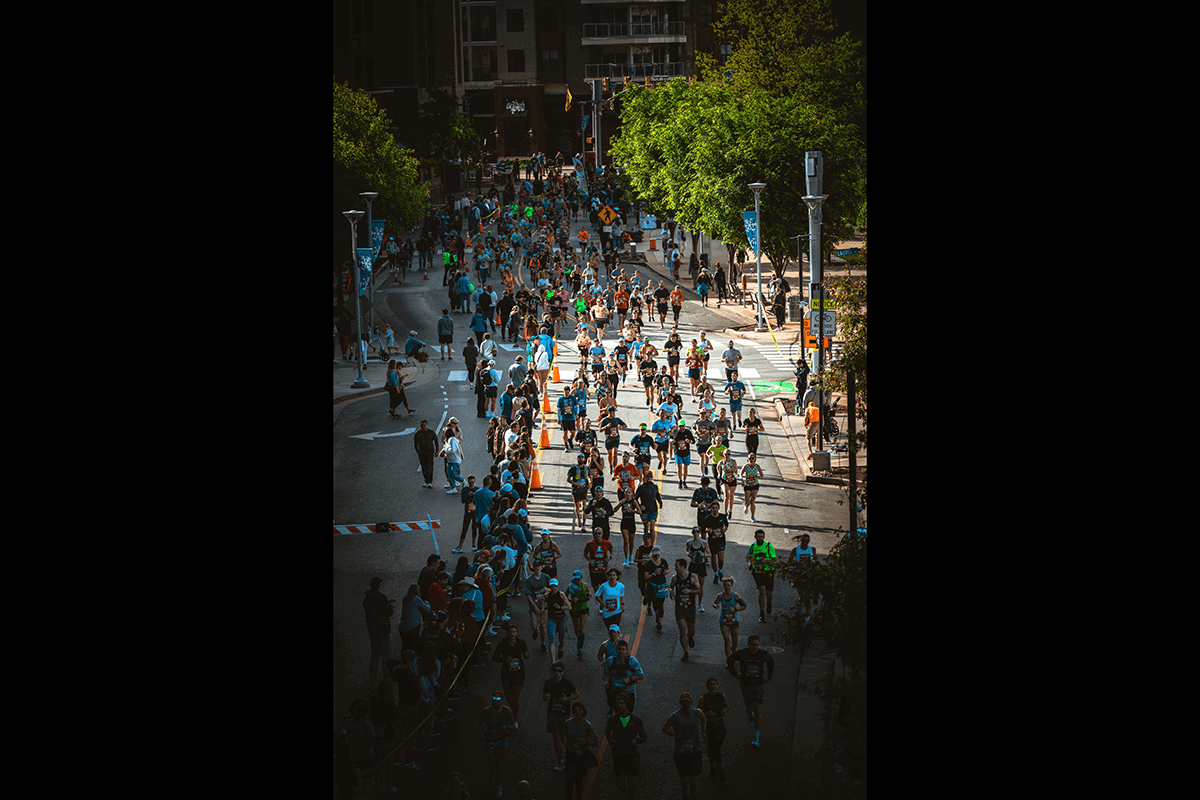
[584,62,685,79]
[582,22,685,38]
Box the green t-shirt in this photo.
[748,541,777,573]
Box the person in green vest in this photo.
[745,529,778,623]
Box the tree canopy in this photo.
[333,79,426,263]
[608,78,863,276]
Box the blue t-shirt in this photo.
[557,396,577,421]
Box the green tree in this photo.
[609,79,863,279]
[333,80,426,266]
[774,531,867,795]
[412,88,481,193]
[698,0,865,127]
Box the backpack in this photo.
[481,368,493,387]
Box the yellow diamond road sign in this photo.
[598,205,618,225]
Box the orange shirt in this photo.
[670,289,684,306]
[804,405,821,425]
[614,463,639,492]
[615,290,630,309]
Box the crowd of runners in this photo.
[338,163,822,800]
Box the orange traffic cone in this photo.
[543,393,552,414]
[530,467,543,490]
[540,426,551,449]
[552,363,561,383]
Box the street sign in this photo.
[835,247,860,257]
[803,319,832,350]
[807,309,836,331]
[598,205,618,225]
[808,297,836,309]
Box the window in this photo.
[507,9,524,32]
[538,48,560,73]
[469,7,496,42]
[507,49,525,73]
[700,4,713,26]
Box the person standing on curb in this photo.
[604,692,648,799]
[364,577,395,687]
[414,419,438,489]
[438,310,455,360]
[661,692,706,800]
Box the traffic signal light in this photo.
[603,77,610,93]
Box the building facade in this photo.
[334,0,721,171]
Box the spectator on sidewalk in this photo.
[363,577,395,687]
[438,310,454,360]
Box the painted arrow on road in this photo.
[348,428,416,441]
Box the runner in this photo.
[529,528,563,581]
[584,487,615,545]
[557,386,578,451]
[603,692,649,799]
[696,678,730,782]
[661,692,706,800]
[725,633,774,748]
[671,418,696,489]
[613,451,640,496]
[669,285,685,326]
[597,406,628,473]
[690,476,718,538]
[524,560,552,651]
[685,340,704,399]
[638,343,659,408]
[594,567,627,631]
[542,660,580,774]
[544,578,568,662]
[684,527,710,612]
[629,424,655,472]
[705,500,729,582]
[785,533,817,624]
[616,488,642,569]
[694,409,715,479]
[603,639,645,714]
[651,409,673,472]
[562,702,600,800]
[745,530,778,622]
[740,452,764,523]
[632,467,662,545]
[566,569,591,659]
[664,327,683,382]
[477,690,517,797]
[723,369,747,430]
[492,623,532,722]
[583,527,614,591]
[568,453,590,527]
[713,577,748,658]
[670,557,700,662]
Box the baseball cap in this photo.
[549,578,559,586]
[608,624,621,633]
[410,330,419,336]
[541,528,551,536]
[572,569,583,579]
[651,545,662,554]
[679,419,687,426]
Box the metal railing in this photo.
[582,21,685,37]
[583,62,685,79]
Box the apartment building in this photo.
[335,0,721,171]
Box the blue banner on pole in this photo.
[356,248,373,297]
[370,220,386,263]
[742,211,759,252]
[573,156,588,198]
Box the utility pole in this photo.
[803,152,829,448]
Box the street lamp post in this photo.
[343,210,370,389]
[360,191,379,340]
[802,150,828,448]
[748,182,767,331]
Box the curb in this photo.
[772,397,851,487]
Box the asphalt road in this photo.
[333,263,849,798]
